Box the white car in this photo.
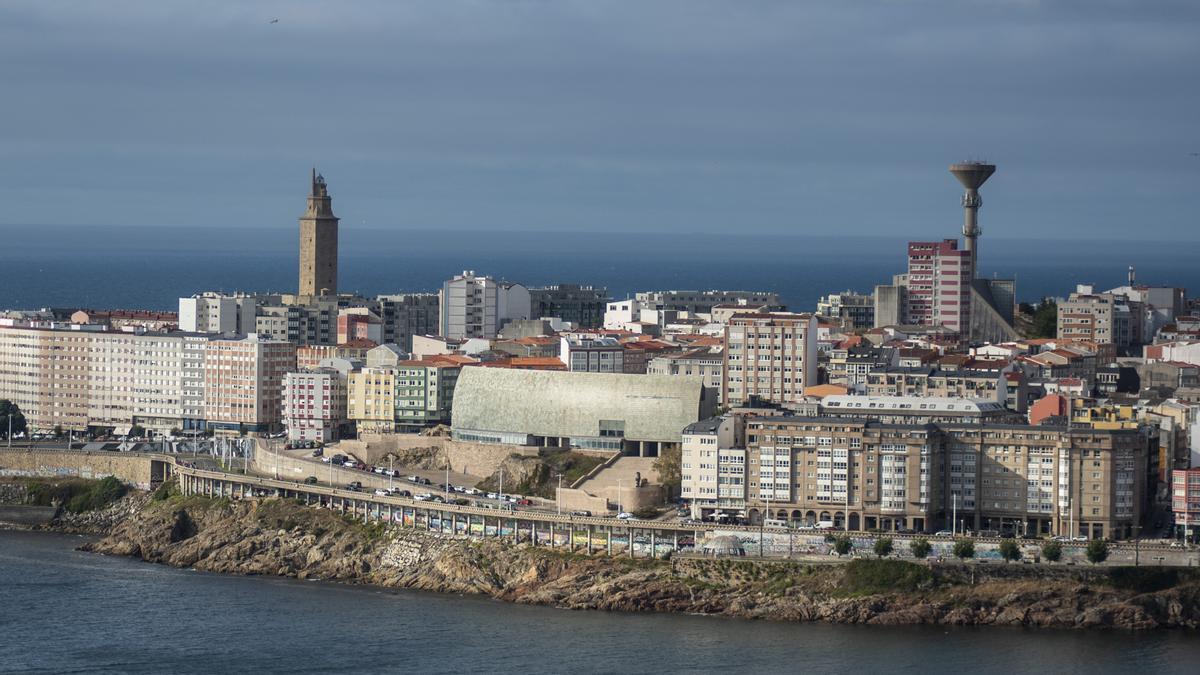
[486,492,499,500]
[616,512,634,520]
[414,493,432,501]
[464,487,481,495]
[374,489,388,496]
[373,467,385,474]
[320,457,332,463]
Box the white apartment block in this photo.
[439,271,531,339]
[179,292,259,334]
[283,369,347,442]
[722,312,818,406]
[681,416,747,519]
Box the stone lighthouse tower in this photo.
[298,168,339,297]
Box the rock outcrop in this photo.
[83,496,1200,630]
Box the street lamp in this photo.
[555,473,563,516]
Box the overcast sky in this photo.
[1,1,1197,240]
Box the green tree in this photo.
[910,537,932,559]
[953,538,976,560]
[652,443,682,495]
[833,535,853,556]
[873,537,894,558]
[1031,298,1058,338]
[998,539,1021,563]
[0,400,27,438]
[1041,540,1063,562]
[127,424,146,438]
[1086,539,1110,565]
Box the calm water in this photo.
[1,531,1198,674]
[2,226,1198,311]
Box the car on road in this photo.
[485,492,499,500]
[414,493,432,501]
[515,498,533,506]
[303,476,318,484]
[391,489,412,498]
[449,498,470,506]
[344,482,362,492]
[616,512,635,520]
[570,510,591,517]
[933,530,953,537]
[463,487,481,495]
[373,467,385,474]
[374,488,389,496]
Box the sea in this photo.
[1,225,1198,311]
[1,530,1199,674]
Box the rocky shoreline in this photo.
[75,492,1200,630]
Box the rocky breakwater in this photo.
[85,496,1200,630]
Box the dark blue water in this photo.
[1,531,1198,674]
[2,225,1196,311]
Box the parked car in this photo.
[311,448,323,457]
[303,476,318,484]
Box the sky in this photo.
[1,0,1198,240]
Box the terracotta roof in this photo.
[479,357,567,370]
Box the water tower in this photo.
[949,161,995,278]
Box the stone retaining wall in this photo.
[338,434,539,480]
[0,450,155,489]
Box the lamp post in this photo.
[556,473,563,516]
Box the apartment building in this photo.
[375,293,440,351]
[681,416,748,519]
[347,367,397,434]
[722,313,818,406]
[393,359,463,431]
[741,415,1146,539]
[816,290,875,330]
[905,239,972,335]
[825,345,897,390]
[282,369,347,442]
[865,367,1008,405]
[647,349,724,402]
[203,335,296,433]
[178,292,259,334]
[0,323,293,434]
[529,284,608,328]
[559,335,624,373]
[439,271,530,339]
[634,290,782,316]
[1058,285,1141,351]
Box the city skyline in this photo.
[2,1,1199,239]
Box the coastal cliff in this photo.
[81,494,1200,630]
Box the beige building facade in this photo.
[722,313,818,407]
[743,416,1145,539]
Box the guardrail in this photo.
[2,447,1193,554]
